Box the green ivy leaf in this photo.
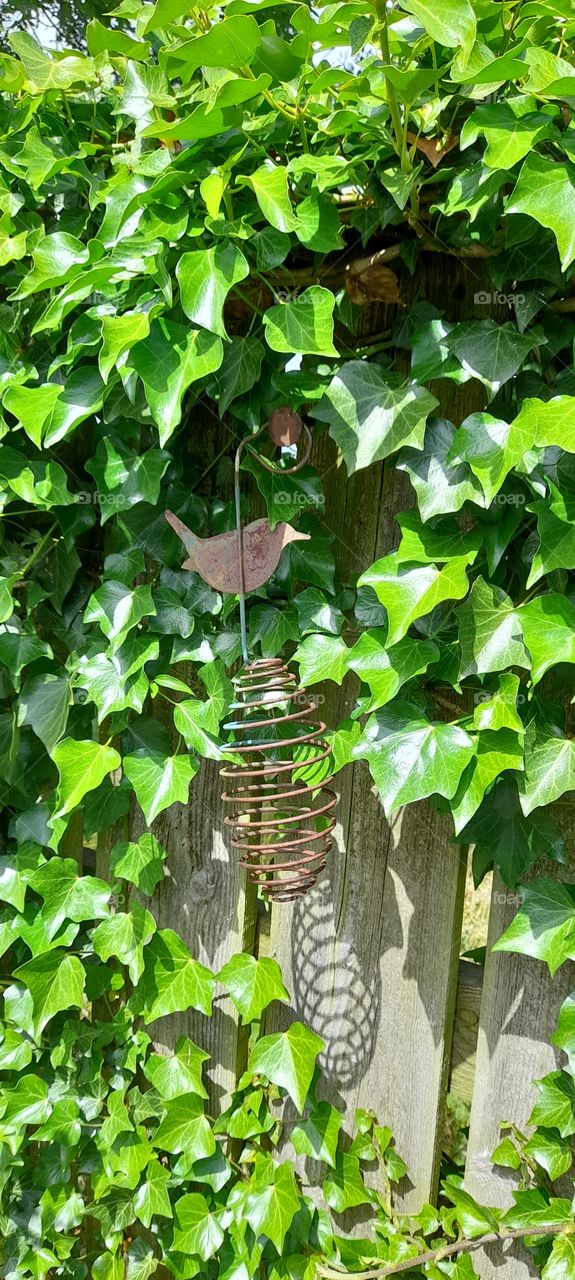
[129,319,223,445]
[399,0,476,51]
[527,481,575,586]
[133,1162,173,1229]
[542,1234,575,1279]
[521,730,575,815]
[507,153,575,269]
[29,857,111,937]
[93,903,156,984]
[173,699,225,760]
[210,336,264,413]
[144,1037,209,1099]
[459,780,566,888]
[354,703,475,815]
[170,1192,224,1260]
[263,287,337,357]
[520,594,575,684]
[458,578,527,678]
[14,949,85,1035]
[176,243,249,339]
[134,928,214,1022]
[293,634,349,685]
[246,1022,323,1113]
[84,581,156,652]
[446,322,539,397]
[323,1153,372,1213]
[218,954,288,1023]
[360,555,470,646]
[238,162,299,232]
[244,1162,301,1252]
[443,1178,498,1237]
[529,1074,575,1138]
[313,361,438,475]
[524,1129,572,1181]
[164,15,261,76]
[123,742,198,824]
[110,833,167,896]
[398,418,484,520]
[451,727,523,834]
[347,632,439,712]
[153,1098,216,1163]
[494,881,575,975]
[461,102,557,170]
[99,311,151,385]
[52,739,121,819]
[553,993,575,1072]
[292,1101,342,1169]
[17,674,70,753]
[448,412,532,504]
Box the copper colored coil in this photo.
[220,657,336,902]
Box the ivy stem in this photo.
[375,1,411,178]
[316,1223,571,1279]
[18,522,57,577]
[297,109,310,152]
[242,64,299,122]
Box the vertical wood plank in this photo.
[266,258,493,1214]
[266,447,468,1212]
[130,763,257,1106]
[465,866,575,1280]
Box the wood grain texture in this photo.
[465,863,575,1280]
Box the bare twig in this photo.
[316,1223,570,1279]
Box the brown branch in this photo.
[316,1223,570,1279]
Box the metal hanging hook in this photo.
[234,410,313,664]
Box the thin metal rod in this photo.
[233,423,313,667]
[234,439,250,664]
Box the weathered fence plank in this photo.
[266,439,468,1211]
[465,865,575,1280]
[266,259,492,1213]
[131,763,257,1104]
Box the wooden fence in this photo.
[109,254,575,1280]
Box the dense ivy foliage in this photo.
[2,0,575,1275]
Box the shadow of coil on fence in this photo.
[220,657,337,902]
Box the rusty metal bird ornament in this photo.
[165,511,309,594]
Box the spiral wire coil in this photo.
[220,657,336,901]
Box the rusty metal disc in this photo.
[267,407,303,448]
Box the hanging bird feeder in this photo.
[166,410,336,902]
